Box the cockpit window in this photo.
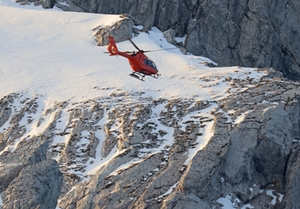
[144,59,157,69]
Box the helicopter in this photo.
[107,36,162,81]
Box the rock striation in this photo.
[0,68,300,208]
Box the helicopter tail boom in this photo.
[107,36,119,55]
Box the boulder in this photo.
[94,16,134,46]
[163,29,176,45]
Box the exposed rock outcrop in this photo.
[284,143,300,208]
[63,0,159,33]
[16,0,55,8]
[0,135,49,192]
[53,70,299,209]
[2,159,62,209]
[0,69,300,208]
[184,0,300,81]
[93,15,134,46]
[164,77,300,208]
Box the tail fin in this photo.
[107,36,118,55]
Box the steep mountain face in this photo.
[46,0,300,80]
[1,69,300,209]
[2,2,300,208]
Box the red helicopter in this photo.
[107,36,161,81]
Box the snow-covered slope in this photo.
[3,1,293,209]
[0,1,266,103]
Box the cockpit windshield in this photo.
[144,59,157,70]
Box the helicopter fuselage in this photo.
[117,51,158,75]
[107,36,159,76]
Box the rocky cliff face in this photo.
[0,69,300,209]
[184,0,300,81]
[33,0,300,80]
[3,2,300,208]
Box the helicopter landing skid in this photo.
[129,72,145,81]
[129,72,161,81]
[150,73,161,79]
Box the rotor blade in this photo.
[143,47,178,53]
[104,51,133,54]
[128,38,178,52]
[128,39,141,51]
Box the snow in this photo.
[217,190,285,209]
[183,102,217,165]
[158,182,179,199]
[234,110,252,125]
[217,194,241,209]
[108,158,144,177]
[266,190,284,205]
[217,194,255,209]
[0,0,269,207]
[0,2,266,105]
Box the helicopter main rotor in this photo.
[128,38,176,53]
[128,39,142,52]
[104,36,177,55]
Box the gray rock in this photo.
[224,112,261,184]
[94,16,134,46]
[183,0,300,80]
[223,104,294,186]
[164,77,300,208]
[162,192,210,209]
[253,105,293,182]
[42,0,55,8]
[16,0,55,8]
[54,0,85,12]
[176,118,231,200]
[2,159,63,209]
[73,0,159,32]
[0,94,15,128]
[163,29,176,45]
[284,144,300,209]
[0,135,48,193]
[1,75,300,208]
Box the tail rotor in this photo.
[107,36,119,55]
